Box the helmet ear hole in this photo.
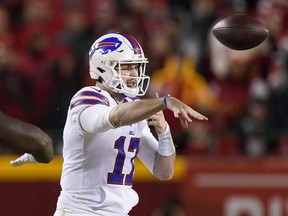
[98,76,104,83]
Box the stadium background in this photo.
[1,0,288,215]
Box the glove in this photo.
[10,153,37,166]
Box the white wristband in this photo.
[157,124,175,156]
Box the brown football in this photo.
[212,14,269,50]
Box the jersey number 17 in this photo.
[107,136,140,186]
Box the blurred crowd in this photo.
[0,0,288,157]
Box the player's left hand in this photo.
[147,93,167,134]
[10,153,37,166]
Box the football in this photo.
[212,14,269,50]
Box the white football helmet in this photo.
[89,32,150,97]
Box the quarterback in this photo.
[54,32,207,216]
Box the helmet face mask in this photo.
[89,33,150,97]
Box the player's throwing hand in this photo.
[164,96,208,128]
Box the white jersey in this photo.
[55,86,160,216]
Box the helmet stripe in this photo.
[119,33,142,54]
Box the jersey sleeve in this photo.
[70,87,110,109]
[69,87,114,133]
[80,105,114,133]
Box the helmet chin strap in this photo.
[122,86,139,97]
[100,77,139,97]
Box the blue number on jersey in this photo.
[107,136,140,185]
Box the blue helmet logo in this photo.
[89,37,122,60]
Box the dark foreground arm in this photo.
[0,111,54,165]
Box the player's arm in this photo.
[138,122,175,181]
[138,93,192,181]
[79,95,208,134]
[0,111,54,164]
[109,95,208,128]
[153,143,176,181]
[148,105,176,180]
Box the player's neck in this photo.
[110,91,125,103]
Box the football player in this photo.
[54,32,208,216]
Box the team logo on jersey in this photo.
[89,37,122,60]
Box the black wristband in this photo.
[162,94,171,108]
